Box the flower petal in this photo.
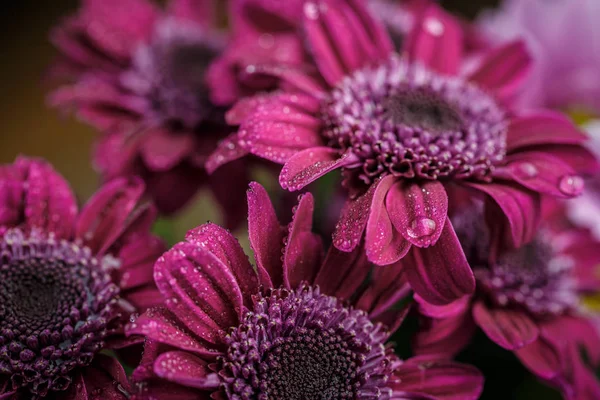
[403,219,475,305]
[79,354,131,400]
[472,302,539,350]
[314,244,371,301]
[247,182,285,288]
[209,159,251,230]
[365,175,411,265]
[469,40,532,104]
[393,358,484,400]
[355,260,410,318]
[168,0,216,27]
[386,180,449,248]
[13,157,78,239]
[505,151,582,198]
[154,242,243,343]
[405,2,463,75]
[185,223,258,307]
[126,307,218,357]
[507,111,588,152]
[462,181,541,248]
[205,134,250,174]
[515,338,562,380]
[280,148,354,191]
[413,310,475,359]
[154,351,220,390]
[76,177,144,254]
[140,128,195,171]
[283,192,324,288]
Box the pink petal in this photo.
[208,159,250,230]
[403,219,475,305]
[205,134,250,174]
[283,192,324,288]
[415,295,470,319]
[462,181,541,248]
[413,310,475,359]
[14,157,78,239]
[386,180,449,248]
[78,354,131,400]
[392,358,484,400]
[243,64,327,96]
[314,245,371,301]
[515,338,562,380]
[343,0,393,59]
[185,223,258,307]
[472,302,539,350]
[154,242,243,343]
[140,129,195,171]
[365,175,411,265]
[279,148,353,191]
[117,234,165,290]
[332,179,380,252]
[505,151,583,198]
[247,182,285,288]
[168,0,216,27]
[126,307,218,356]
[530,144,600,175]
[0,164,25,228]
[507,111,588,152]
[405,2,463,75]
[76,177,145,254]
[355,260,410,318]
[154,351,220,390]
[469,41,532,104]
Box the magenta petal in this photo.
[462,181,541,249]
[415,295,470,319]
[154,242,243,343]
[507,111,588,152]
[314,245,371,301]
[505,151,582,198]
[185,223,258,307]
[333,178,380,252]
[126,307,217,356]
[140,129,195,171]
[208,159,250,230]
[168,0,216,26]
[472,302,539,350]
[280,147,353,191]
[469,40,532,104]
[15,157,78,239]
[247,182,285,288]
[117,234,164,290]
[76,177,144,254]
[205,134,250,174]
[356,260,410,318]
[365,175,411,265]
[386,180,449,248]
[413,311,475,359]
[283,192,324,288]
[154,351,220,390]
[393,358,484,400]
[530,144,600,175]
[405,2,463,75]
[79,354,131,400]
[403,219,475,305]
[515,338,562,380]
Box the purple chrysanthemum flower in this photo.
[125,182,483,399]
[478,0,600,113]
[48,0,249,225]
[414,204,600,399]
[0,157,165,399]
[213,0,598,306]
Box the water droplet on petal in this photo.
[558,175,584,196]
[304,2,320,19]
[424,18,445,36]
[515,162,538,179]
[407,216,437,239]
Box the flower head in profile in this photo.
[125,182,483,400]
[478,0,600,112]
[414,203,600,399]
[214,0,598,305]
[49,0,249,225]
[0,157,164,399]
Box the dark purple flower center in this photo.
[220,285,396,399]
[124,18,222,129]
[475,237,578,317]
[322,54,507,184]
[0,229,120,398]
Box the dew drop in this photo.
[407,216,437,239]
[424,18,445,36]
[515,162,538,179]
[558,175,584,196]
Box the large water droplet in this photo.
[558,175,584,196]
[407,216,437,239]
[514,162,538,179]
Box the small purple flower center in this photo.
[123,18,222,129]
[322,54,507,184]
[220,286,396,400]
[0,229,120,398]
[475,237,578,317]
